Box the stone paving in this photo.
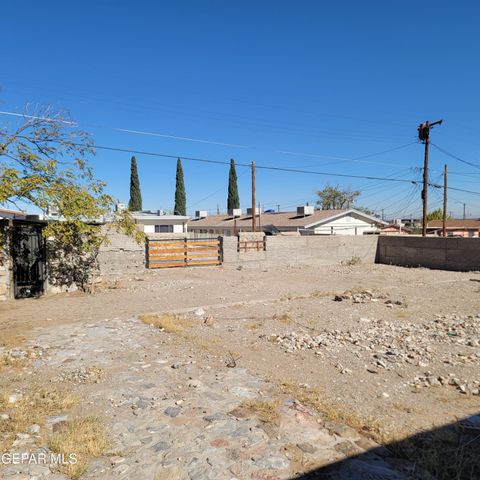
[1,316,411,480]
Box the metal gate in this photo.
[147,237,223,269]
[12,224,46,298]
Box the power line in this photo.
[3,109,479,179]
[62,141,423,185]
[44,140,480,197]
[7,129,480,198]
[276,141,418,168]
[0,109,423,171]
[116,128,249,149]
[431,143,480,170]
[1,78,412,141]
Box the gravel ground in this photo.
[1,263,479,479]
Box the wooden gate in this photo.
[147,237,223,269]
[237,237,267,252]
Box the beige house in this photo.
[427,219,480,237]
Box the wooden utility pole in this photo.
[443,164,448,237]
[251,161,256,232]
[463,203,466,220]
[418,119,443,236]
[258,202,261,231]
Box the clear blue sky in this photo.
[2,0,480,218]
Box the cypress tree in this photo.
[227,158,240,211]
[128,156,142,211]
[174,158,186,216]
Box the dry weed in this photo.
[279,381,382,440]
[238,398,280,425]
[272,313,291,324]
[0,385,78,451]
[138,313,192,333]
[49,416,108,479]
[248,321,263,331]
[0,353,30,373]
[341,256,362,266]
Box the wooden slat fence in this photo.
[237,237,267,252]
[147,237,223,269]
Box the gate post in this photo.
[184,237,188,267]
[218,236,224,264]
[145,238,149,269]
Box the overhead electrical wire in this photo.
[38,140,479,197]
[72,141,421,184]
[2,109,479,179]
[2,111,479,203]
[431,143,480,171]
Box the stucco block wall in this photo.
[223,235,379,268]
[376,236,480,271]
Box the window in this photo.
[154,225,173,233]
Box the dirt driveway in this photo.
[1,263,479,479]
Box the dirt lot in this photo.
[1,263,479,479]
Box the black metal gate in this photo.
[12,224,46,298]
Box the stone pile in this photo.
[334,289,389,304]
[0,345,50,364]
[410,372,480,396]
[51,366,104,384]
[272,314,480,395]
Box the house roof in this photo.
[0,208,27,219]
[132,213,190,222]
[380,224,413,233]
[427,219,480,229]
[189,209,386,229]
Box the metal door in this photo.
[12,224,45,298]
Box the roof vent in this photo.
[195,210,208,219]
[297,205,314,216]
[246,207,262,216]
[228,208,242,218]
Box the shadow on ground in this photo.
[291,413,480,480]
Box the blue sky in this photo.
[2,0,480,218]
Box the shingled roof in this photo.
[189,209,385,229]
[427,219,480,229]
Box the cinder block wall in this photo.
[223,235,379,268]
[97,226,146,277]
[376,236,480,271]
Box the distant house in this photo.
[380,223,412,236]
[0,208,27,220]
[427,219,480,237]
[188,208,386,236]
[132,210,189,234]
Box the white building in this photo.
[132,211,189,234]
[306,210,386,235]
